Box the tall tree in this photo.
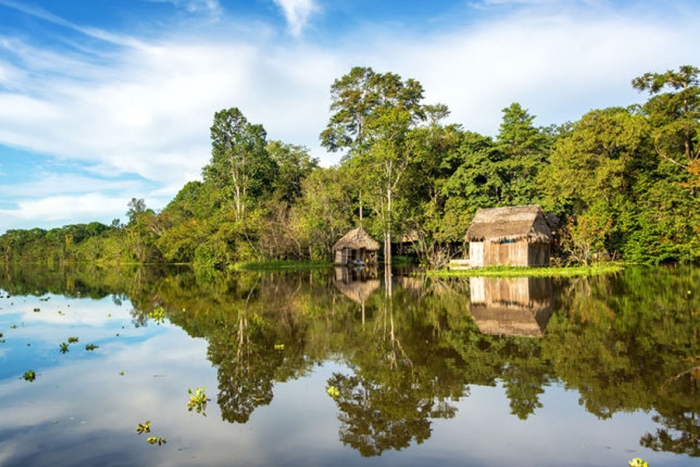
[204,108,277,221]
[495,103,550,205]
[320,66,424,160]
[321,67,427,266]
[632,65,700,171]
[126,198,146,225]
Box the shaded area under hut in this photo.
[332,227,380,265]
[466,205,552,268]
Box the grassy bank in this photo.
[426,263,624,278]
[231,260,332,272]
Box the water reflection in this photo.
[468,277,553,337]
[0,264,698,465]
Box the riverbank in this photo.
[426,263,624,278]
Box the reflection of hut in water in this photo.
[468,277,553,337]
[466,205,552,267]
[334,267,381,326]
[333,227,380,265]
[334,275,381,304]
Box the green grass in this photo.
[426,263,624,278]
[231,260,332,272]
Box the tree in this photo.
[632,65,700,171]
[494,103,550,205]
[204,108,277,221]
[266,141,319,204]
[290,167,355,260]
[321,67,428,266]
[126,198,146,225]
[398,104,464,265]
[358,107,417,266]
[320,66,424,160]
[541,107,655,256]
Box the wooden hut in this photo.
[332,227,380,265]
[466,205,552,267]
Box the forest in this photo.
[1,64,699,270]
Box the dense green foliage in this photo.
[2,64,699,269]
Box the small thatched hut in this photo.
[466,205,552,267]
[332,227,380,265]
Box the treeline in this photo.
[1,65,699,269]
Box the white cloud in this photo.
[367,8,700,134]
[0,193,130,223]
[0,173,142,198]
[273,0,317,36]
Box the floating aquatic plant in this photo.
[629,459,649,467]
[22,370,36,382]
[85,344,99,351]
[67,337,79,344]
[149,306,167,325]
[136,420,151,434]
[136,421,166,446]
[326,385,340,398]
[147,436,167,446]
[187,387,209,415]
[59,342,69,354]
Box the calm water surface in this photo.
[0,265,697,467]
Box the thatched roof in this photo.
[466,205,552,243]
[333,226,380,251]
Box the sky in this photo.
[0,0,699,234]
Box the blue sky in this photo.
[0,0,699,234]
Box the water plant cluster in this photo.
[136,420,167,447]
[187,387,209,415]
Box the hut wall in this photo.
[469,242,485,268]
[483,240,529,267]
[527,243,550,267]
[335,249,347,265]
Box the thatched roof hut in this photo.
[333,227,380,265]
[466,205,552,267]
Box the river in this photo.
[0,264,697,466]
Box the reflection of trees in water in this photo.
[209,308,283,424]
[327,279,463,457]
[203,275,309,424]
[328,372,433,457]
[3,264,699,458]
[641,369,699,457]
[543,267,700,456]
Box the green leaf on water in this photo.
[136,420,151,434]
